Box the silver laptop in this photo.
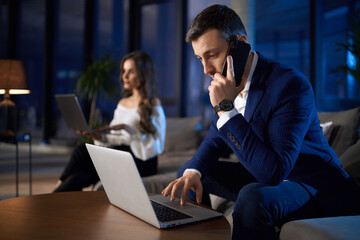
[85,144,223,228]
[55,94,99,133]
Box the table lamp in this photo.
[0,60,30,133]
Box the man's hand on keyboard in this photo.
[162,171,203,206]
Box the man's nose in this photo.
[203,61,215,77]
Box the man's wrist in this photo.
[217,110,225,117]
[213,99,234,113]
[184,168,202,178]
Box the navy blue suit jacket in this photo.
[188,53,360,216]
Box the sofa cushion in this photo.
[142,171,177,195]
[318,107,360,157]
[210,194,234,229]
[280,215,360,240]
[164,116,202,152]
[320,121,334,142]
[340,139,360,186]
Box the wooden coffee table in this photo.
[0,191,231,239]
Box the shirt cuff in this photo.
[216,108,239,129]
[184,168,202,178]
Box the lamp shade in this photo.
[0,60,30,95]
[0,60,30,132]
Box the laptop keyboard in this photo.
[151,200,192,222]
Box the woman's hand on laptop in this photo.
[95,124,126,132]
[95,125,112,132]
[162,171,203,206]
[76,130,101,140]
[109,124,126,130]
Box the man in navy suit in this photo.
[162,4,360,240]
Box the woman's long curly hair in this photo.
[120,51,157,134]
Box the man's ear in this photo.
[236,34,248,43]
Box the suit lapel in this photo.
[244,53,269,122]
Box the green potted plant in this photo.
[76,55,119,130]
[336,2,360,94]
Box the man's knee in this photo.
[233,183,273,226]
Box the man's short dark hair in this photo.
[185,4,247,42]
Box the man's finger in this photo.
[196,184,203,205]
[162,180,177,197]
[226,55,235,81]
[181,182,190,206]
[170,179,183,201]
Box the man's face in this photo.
[192,28,229,78]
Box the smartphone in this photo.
[221,38,251,86]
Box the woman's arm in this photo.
[127,105,166,160]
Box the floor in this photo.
[0,139,74,200]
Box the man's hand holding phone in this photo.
[208,55,243,115]
[222,39,251,87]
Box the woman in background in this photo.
[54,51,166,192]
